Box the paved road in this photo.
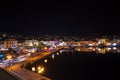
[7,51,51,71]
[4,47,62,80]
[11,68,50,80]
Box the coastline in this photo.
[5,47,63,80]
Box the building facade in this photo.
[3,39,18,48]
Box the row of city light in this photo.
[76,47,119,54]
[31,50,63,74]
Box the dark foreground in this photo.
[0,68,18,80]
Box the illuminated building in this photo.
[3,39,18,48]
[24,40,39,47]
[41,41,58,47]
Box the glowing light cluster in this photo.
[32,66,45,74]
[6,55,12,60]
[37,66,44,73]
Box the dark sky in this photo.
[0,1,119,36]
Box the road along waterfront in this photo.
[4,47,63,80]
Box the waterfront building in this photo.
[24,40,39,47]
[3,39,18,48]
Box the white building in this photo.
[24,40,39,47]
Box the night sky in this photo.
[0,1,119,36]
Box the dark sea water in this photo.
[26,48,120,80]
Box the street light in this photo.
[44,59,47,63]
[57,52,59,55]
[32,67,35,71]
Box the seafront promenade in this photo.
[5,47,63,80]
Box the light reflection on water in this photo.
[30,47,120,73]
[31,65,45,74]
[27,47,120,80]
[75,47,120,54]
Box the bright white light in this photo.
[32,67,35,71]
[113,47,117,50]
[98,48,101,51]
[60,50,62,53]
[59,42,65,46]
[112,43,117,46]
[44,59,47,63]
[88,44,93,46]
